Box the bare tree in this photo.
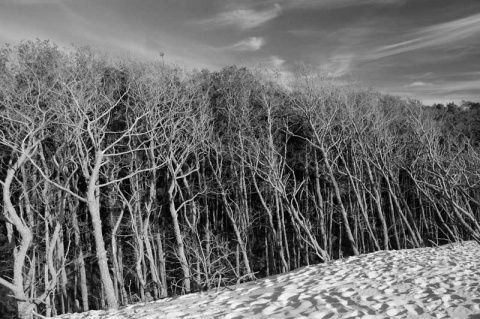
[288,73,359,256]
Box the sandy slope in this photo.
[57,241,480,319]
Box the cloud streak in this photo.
[203,4,281,29]
[285,0,405,9]
[405,81,432,88]
[229,37,265,51]
[418,79,480,94]
[268,55,285,68]
[371,13,480,59]
[321,54,353,78]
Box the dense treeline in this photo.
[0,40,479,319]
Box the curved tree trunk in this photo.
[0,149,37,319]
[86,152,118,310]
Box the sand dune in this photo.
[56,241,480,319]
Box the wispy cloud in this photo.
[422,79,480,94]
[203,4,282,29]
[285,0,405,9]
[322,54,353,78]
[371,13,480,59]
[405,81,432,88]
[268,55,286,68]
[250,55,286,69]
[406,72,435,80]
[228,37,265,51]
[396,78,480,105]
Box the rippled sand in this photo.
[57,241,480,319]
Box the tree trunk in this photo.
[143,218,163,299]
[314,154,328,254]
[168,177,191,294]
[342,156,380,251]
[384,174,421,247]
[86,152,118,309]
[155,232,168,297]
[1,152,36,319]
[364,160,389,250]
[319,145,359,256]
[110,205,128,306]
[71,203,89,311]
[57,191,70,314]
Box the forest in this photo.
[0,40,479,319]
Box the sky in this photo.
[1,0,479,105]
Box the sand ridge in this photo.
[56,241,480,319]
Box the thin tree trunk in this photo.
[208,155,253,280]
[110,204,128,306]
[168,176,191,293]
[384,175,421,247]
[314,154,328,253]
[143,218,163,299]
[364,160,389,250]
[318,144,359,255]
[342,156,380,251]
[71,201,89,312]
[155,232,168,297]
[251,173,287,271]
[56,190,70,314]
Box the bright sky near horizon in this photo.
[1,0,479,105]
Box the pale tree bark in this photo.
[363,158,389,250]
[155,232,168,296]
[288,78,359,256]
[317,142,359,256]
[51,54,160,309]
[0,141,65,319]
[159,71,211,293]
[1,150,37,319]
[339,152,381,251]
[143,141,168,298]
[19,164,37,315]
[208,147,254,280]
[109,187,128,305]
[129,172,148,301]
[84,152,119,309]
[408,112,480,241]
[313,152,328,253]
[70,199,89,312]
[0,40,66,318]
[257,91,330,261]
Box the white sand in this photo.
[56,241,480,319]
